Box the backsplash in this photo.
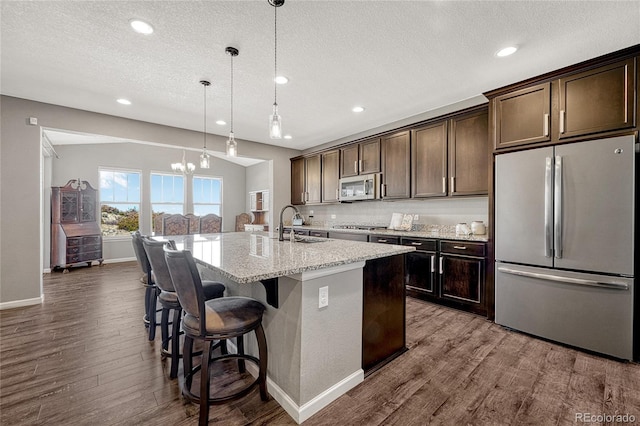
[296,196,488,229]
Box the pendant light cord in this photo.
[230,53,234,133]
[274,3,278,106]
[203,83,207,149]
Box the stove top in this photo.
[332,225,388,231]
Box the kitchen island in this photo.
[161,231,414,424]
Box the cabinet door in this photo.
[404,251,436,295]
[250,192,257,211]
[60,191,79,223]
[321,150,340,203]
[340,144,359,178]
[449,110,489,196]
[80,190,97,222]
[558,58,635,139]
[305,154,322,204]
[411,121,447,198]
[494,82,551,149]
[290,157,305,205]
[440,255,483,305]
[381,131,411,199]
[359,138,381,174]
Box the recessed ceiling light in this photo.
[352,106,365,113]
[284,135,292,139]
[275,76,289,85]
[130,19,154,35]
[496,46,517,57]
[117,98,131,105]
[216,120,226,126]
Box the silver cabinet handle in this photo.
[439,256,444,274]
[354,160,358,174]
[378,239,387,243]
[450,176,455,193]
[559,110,565,134]
[544,157,553,258]
[335,188,339,199]
[301,192,305,204]
[381,183,386,197]
[430,255,435,273]
[359,160,363,172]
[442,177,446,193]
[554,156,563,259]
[543,113,549,137]
[497,267,629,290]
[453,246,467,250]
[410,242,422,246]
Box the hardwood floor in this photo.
[1,262,639,425]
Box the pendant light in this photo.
[199,80,211,168]
[225,46,239,157]
[268,0,284,139]
[171,150,195,174]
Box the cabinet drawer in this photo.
[67,254,81,263]
[66,246,81,255]
[370,235,399,245]
[82,244,102,252]
[83,236,101,245]
[67,238,82,247]
[309,230,328,238]
[81,251,102,262]
[440,241,485,257]
[401,237,436,251]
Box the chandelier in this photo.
[171,150,195,174]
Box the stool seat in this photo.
[183,296,265,337]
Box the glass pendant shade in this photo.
[200,150,210,168]
[226,132,238,157]
[269,104,282,139]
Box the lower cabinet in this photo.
[362,254,406,374]
[327,231,368,242]
[402,237,487,317]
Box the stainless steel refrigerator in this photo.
[495,135,635,360]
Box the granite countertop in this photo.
[286,225,489,242]
[158,232,415,284]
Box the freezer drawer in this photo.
[496,264,633,360]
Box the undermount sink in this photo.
[291,236,326,243]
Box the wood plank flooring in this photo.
[1,262,639,425]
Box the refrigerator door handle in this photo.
[497,267,629,290]
[554,155,563,258]
[544,157,553,257]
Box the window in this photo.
[193,176,222,216]
[150,173,184,233]
[99,169,141,237]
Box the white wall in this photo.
[0,95,300,305]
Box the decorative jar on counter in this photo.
[471,221,486,235]
[455,223,471,236]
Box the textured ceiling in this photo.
[2,1,639,152]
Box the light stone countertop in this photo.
[286,225,489,242]
[157,232,415,284]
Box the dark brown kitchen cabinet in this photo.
[381,131,411,199]
[51,179,103,272]
[402,238,437,299]
[362,254,405,373]
[321,150,340,203]
[449,109,489,196]
[340,138,381,178]
[411,121,448,198]
[370,235,400,245]
[327,231,368,242]
[290,157,305,205]
[493,82,551,150]
[439,241,486,315]
[305,154,322,204]
[558,58,635,139]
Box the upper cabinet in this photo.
[381,131,411,199]
[321,150,340,203]
[493,83,551,150]
[340,138,380,178]
[411,121,448,198]
[290,154,321,205]
[558,58,635,139]
[449,109,489,196]
[489,54,638,150]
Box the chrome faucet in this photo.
[278,204,300,241]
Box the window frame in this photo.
[192,175,223,218]
[98,167,142,240]
[150,172,186,233]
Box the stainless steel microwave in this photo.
[339,173,381,201]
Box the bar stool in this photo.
[142,237,225,378]
[131,231,158,340]
[164,246,268,425]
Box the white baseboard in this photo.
[0,295,44,310]
[245,360,363,424]
[103,257,136,264]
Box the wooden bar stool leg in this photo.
[160,307,170,355]
[170,307,182,379]
[255,323,268,401]
[148,288,158,341]
[199,340,212,425]
[237,335,246,373]
[183,335,194,389]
